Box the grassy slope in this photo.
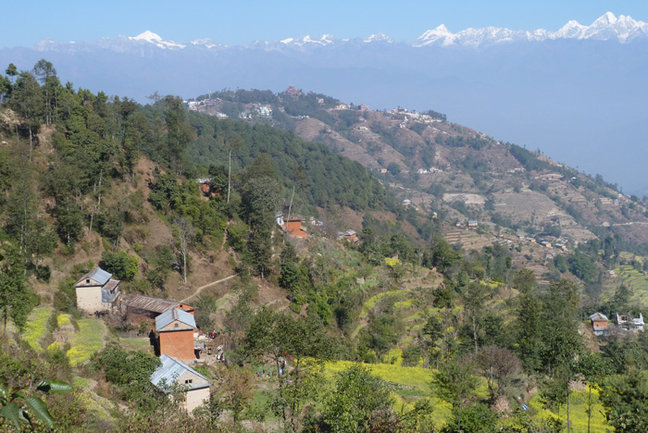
[23,307,52,350]
[325,360,608,432]
[22,308,107,366]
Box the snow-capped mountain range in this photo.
[415,12,648,46]
[81,12,647,51]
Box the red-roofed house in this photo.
[284,215,307,238]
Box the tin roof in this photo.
[589,312,609,322]
[150,354,209,392]
[103,279,120,291]
[89,268,112,285]
[155,307,196,331]
[124,295,180,314]
[285,214,305,222]
[76,267,112,287]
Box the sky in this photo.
[3,0,648,47]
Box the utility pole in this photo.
[286,185,295,228]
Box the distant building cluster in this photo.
[75,267,213,412]
[589,312,645,336]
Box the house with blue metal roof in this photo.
[151,354,210,412]
[155,307,198,362]
[74,267,121,314]
[155,307,197,331]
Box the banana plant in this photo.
[0,379,72,431]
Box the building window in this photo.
[185,379,193,384]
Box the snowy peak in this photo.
[128,31,186,49]
[364,33,393,43]
[280,34,335,47]
[190,38,223,49]
[130,30,162,42]
[555,20,587,38]
[594,11,618,26]
[416,12,648,47]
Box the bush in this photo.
[100,250,139,281]
[54,278,77,313]
[227,221,249,252]
[35,264,51,282]
[93,343,160,402]
[442,403,497,433]
[401,345,422,367]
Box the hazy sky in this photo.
[4,1,648,47]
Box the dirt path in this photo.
[181,274,237,303]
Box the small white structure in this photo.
[74,268,120,314]
[617,313,645,332]
[151,354,211,413]
[257,105,272,117]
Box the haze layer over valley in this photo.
[1,12,646,195]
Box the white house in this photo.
[151,354,211,412]
[616,313,645,332]
[74,267,120,314]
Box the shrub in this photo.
[100,250,139,281]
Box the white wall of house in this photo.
[75,287,103,314]
[185,387,210,412]
[176,370,210,412]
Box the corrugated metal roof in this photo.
[150,354,209,392]
[103,279,120,291]
[155,307,196,331]
[90,268,112,285]
[285,214,305,222]
[590,312,608,321]
[124,295,180,314]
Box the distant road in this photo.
[181,274,237,303]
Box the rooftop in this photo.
[75,267,113,287]
[123,294,183,314]
[150,354,209,392]
[155,307,197,331]
[285,214,305,222]
[589,312,609,322]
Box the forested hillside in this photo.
[193,88,648,252]
[2,62,648,433]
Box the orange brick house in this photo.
[284,215,307,238]
[589,312,609,336]
[155,307,197,362]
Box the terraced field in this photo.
[615,265,648,305]
[21,307,107,366]
[23,306,52,350]
[323,360,607,432]
[66,318,106,366]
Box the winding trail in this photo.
[181,274,237,303]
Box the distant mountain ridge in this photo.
[4,11,646,196]
[416,12,648,46]
[188,88,648,254]
[30,12,648,52]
